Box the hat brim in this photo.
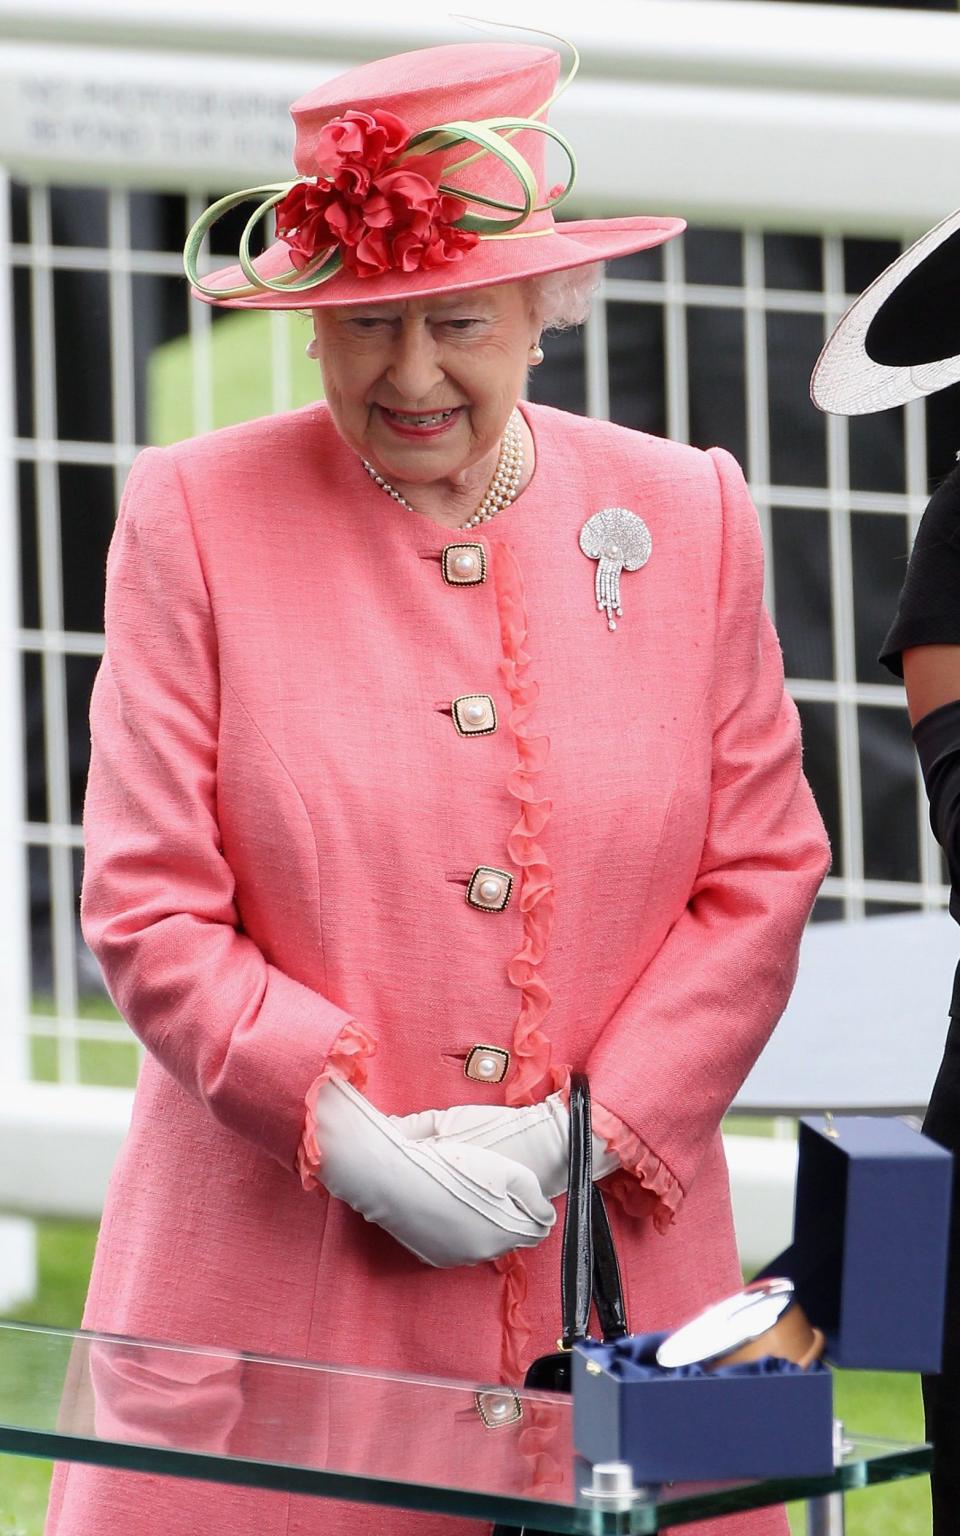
[811,206,960,416]
[190,215,686,310]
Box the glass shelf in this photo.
[0,1322,930,1532]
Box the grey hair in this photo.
[525,263,604,332]
[298,261,604,331]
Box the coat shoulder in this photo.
[524,403,727,490]
[161,403,334,476]
[122,406,341,536]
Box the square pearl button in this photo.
[442,543,487,585]
[452,694,497,737]
[465,1045,510,1084]
[474,1388,522,1428]
[466,866,513,913]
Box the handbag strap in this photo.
[592,1189,628,1340]
[559,1074,628,1348]
[559,1073,593,1348]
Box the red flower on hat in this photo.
[274,108,479,280]
[314,109,408,180]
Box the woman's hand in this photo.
[391,1094,619,1201]
[311,1077,556,1266]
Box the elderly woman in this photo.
[46,34,829,1536]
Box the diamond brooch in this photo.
[579,508,652,631]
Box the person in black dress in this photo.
[812,206,960,1534]
[882,469,960,1530]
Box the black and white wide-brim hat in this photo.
[811,206,960,415]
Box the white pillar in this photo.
[0,165,39,1307]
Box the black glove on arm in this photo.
[915,699,960,1019]
[915,699,960,905]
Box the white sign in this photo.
[1,45,324,187]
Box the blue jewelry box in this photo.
[572,1115,952,1481]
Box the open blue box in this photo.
[573,1115,952,1481]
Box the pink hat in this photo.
[184,40,685,309]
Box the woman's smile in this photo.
[376,404,465,439]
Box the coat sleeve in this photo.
[585,446,831,1228]
[81,447,371,1173]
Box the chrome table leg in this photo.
[805,1491,845,1536]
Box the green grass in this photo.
[786,1371,928,1534]
[0,1222,98,1536]
[29,996,138,1089]
[29,1036,139,1089]
[148,309,322,445]
[30,996,120,1027]
[723,1115,795,1140]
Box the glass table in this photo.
[0,1322,929,1533]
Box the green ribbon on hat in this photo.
[183,29,580,300]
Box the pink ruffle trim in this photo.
[296,1022,378,1191]
[493,1250,533,1383]
[489,541,558,1384]
[491,541,556,1109]
[591,1098,684,1235]
[491,1257,563,1496]
[550,1066,683,1234]
[518,1400,565,1495]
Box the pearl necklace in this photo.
[361,409,524,531]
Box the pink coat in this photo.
[47,401,829,1536]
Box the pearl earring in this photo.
[528,342,544,365]
[305,339,321,359]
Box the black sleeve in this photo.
[879,466,960,678]
[914,699,960,1013]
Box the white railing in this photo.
[2,1,959,1263]
[0,161,34,1308]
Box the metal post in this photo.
[806,1492,846,1536]
[807,1418,850,1536]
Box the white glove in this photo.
[310,1076,557,1267]
[392,1093,620,1202]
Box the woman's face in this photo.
[310,282,539,487]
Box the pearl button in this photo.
[474,1386,522,1428]
[466,865,512,913]
[464,1044,510,1083]
[443,544,486,586]
[452,694,496,737]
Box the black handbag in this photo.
[491,1073,628,1536]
